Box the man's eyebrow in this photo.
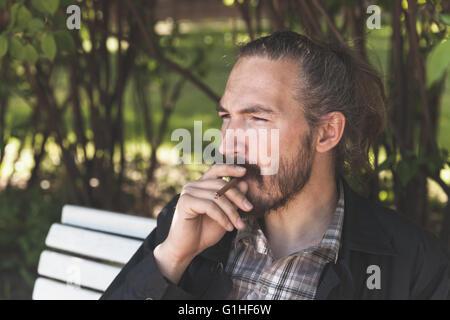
[216,103,275,114]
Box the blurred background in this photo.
[0,0,449,299]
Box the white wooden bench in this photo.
[32,205,157,300]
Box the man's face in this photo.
[218,56,316,217]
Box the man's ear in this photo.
[315,112,346,153]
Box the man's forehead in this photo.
[221,57,300,113]
[228,57,299,87]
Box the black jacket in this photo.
[101,180,450,300]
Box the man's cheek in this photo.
[257,128,280,175]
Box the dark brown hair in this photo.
[237,31,387,185]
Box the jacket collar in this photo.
[199,177,397,263]
[339,178,397,257]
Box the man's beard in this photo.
[241,132,315,218]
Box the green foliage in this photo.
[0,186,63,299]
[24,44,38,64]
[427,39,450,87]
[53,30,76,53]
[31,0,59,15]
[377,147,450,187]
[40,34,57,61]
[27,18,45,34]
[396,159,420,187]
[439,14,450,25]
[9,37,24,61]
[17,6,32,29]
[8,3,21,31]
[0,34,8,58]
[0,0,63,65]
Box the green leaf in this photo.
[17,6,32,29]
[0,35,8,58]
[60,0,74,7]
[8,3,21,29]
[31,0,59,15]
[439,14,450,25]
[54,30,75,53]
[41,34,56,61]
[47,0,60,15]
[24,44,38,65]
[396,160,418,187]
[27,18,45,33]
[426,39,450,87]
[31,0,44,13]
[9,38,24,61]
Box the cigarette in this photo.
[215,178,240,199]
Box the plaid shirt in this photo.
[225,180,345,300]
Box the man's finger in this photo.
[180,193,234,231]
[183,187,245,230]
[223,185,253,213]
[200,164,246,180]
[184,179,252,214]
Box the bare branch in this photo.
[126,0,220,102]
[311,0,346,45]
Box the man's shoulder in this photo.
[362,195,449,263]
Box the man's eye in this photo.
[252,116,268,122]
[220,114,230,119]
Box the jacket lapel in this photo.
[316,179,398,299]
[189,229,236,299]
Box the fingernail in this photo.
[227,223,234,231]
[243,199,253,210]
[237,166,246,172]
[237,218,245,229]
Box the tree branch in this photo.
[311,0,346,45]
[126,0,220,102]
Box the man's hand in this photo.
[153,164,253,284]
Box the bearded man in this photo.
[101,31,449,300]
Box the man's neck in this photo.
[264,170,339,260]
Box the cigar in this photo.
[214,178,240,199]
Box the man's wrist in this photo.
[153,242,194,285]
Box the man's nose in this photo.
[219,123,247,159]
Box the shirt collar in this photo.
[233,179,345,262]
[317,179,345,263]
[198,177,397,264]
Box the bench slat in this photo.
[32,278,101,300]
[61,204,156,239]
[45,224,142,264]
[37,250,121,292]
